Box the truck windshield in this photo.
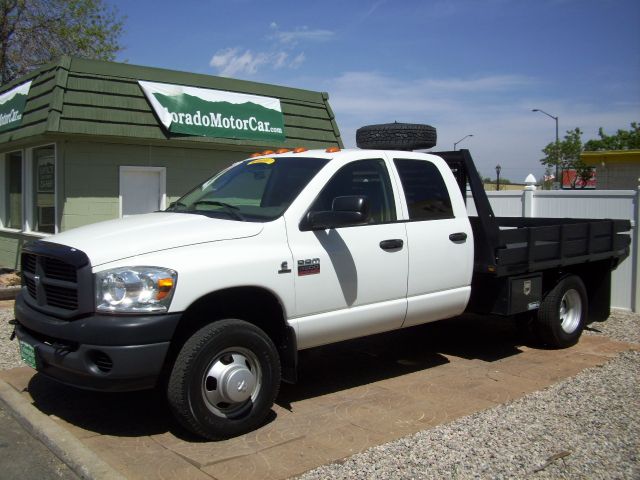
[166,156,329,222]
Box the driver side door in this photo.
[285,158,409,350]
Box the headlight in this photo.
[95,267,177,313]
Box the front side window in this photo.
[33,145,56,233]
[168,156,328,222]
[394,159,453,220]
[309,159,396,224]
[6,151,22,229]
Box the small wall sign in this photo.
[0,81,32,133]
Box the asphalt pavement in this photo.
[0,403,77,479]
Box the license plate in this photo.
[19,340,37,369]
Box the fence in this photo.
[466,187,640,312]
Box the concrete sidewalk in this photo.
[1,316,636,480]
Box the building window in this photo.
[6,151,22,229]
[32,145,55,233]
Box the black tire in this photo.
[167,319,281,440]
[535,275,588,348]
[356,123,437,150]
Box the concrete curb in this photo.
[0,378,125,480]
[0,286,20,301]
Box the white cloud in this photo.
[210,47,306,77]
[290,52,306,69]
[272,26,335,45]
[209,23,326,77]
[326,71,532,119]
[323,71,637,181]
[209,48,269,77]
[209,48,238,70]
[423,75,535,92]
[362,0,387,20]
[273,51,288,69]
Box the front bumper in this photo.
[14,293,181,392]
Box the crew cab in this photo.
[13,123,631,440]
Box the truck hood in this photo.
[43,212,264,267]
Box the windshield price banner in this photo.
[139,81,285,142]
[0,81,32,133]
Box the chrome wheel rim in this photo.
[201,347,262,418]
[559,289,582,334]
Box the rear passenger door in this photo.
[389,155,474,328]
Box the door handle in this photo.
[449,232,467,243]
[379,239,404,250]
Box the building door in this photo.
[119,166,166,217]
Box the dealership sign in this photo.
[0,81,31,133]
[139,81,285,142]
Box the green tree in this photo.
[583,122,640,151]
[540,127,593,189]
[0,0,124,85]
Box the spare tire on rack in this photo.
[356,122,437,151]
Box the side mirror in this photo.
[303,196,370,230]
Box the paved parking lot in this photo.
[1,314,636,480]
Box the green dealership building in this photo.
[0,56,342,269]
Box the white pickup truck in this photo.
[13,123,630,440]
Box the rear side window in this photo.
[394,159,453,220]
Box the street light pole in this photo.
[453,134,473,150]
[495,164,501,191]
[532,109,560,187]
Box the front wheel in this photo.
[536,275,588,348]
[167,319,281,440]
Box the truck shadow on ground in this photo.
[278,314,524,406]
[25,314,525,440]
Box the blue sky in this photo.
[110,0,639,181]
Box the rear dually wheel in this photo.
[536,275,588,348]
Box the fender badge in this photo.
[278,261,291,274]
[298,258,320,276]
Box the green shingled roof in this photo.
[0,56,342,149]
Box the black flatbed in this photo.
[434,150,631,277]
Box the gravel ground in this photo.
[1,303,638,479]
[0,301,21,371]
[301,310,640,480]
[584,308,640,344]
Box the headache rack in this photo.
[433,150,632,278]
